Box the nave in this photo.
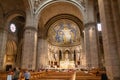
[0,0,120,80]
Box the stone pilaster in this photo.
[98,0,120,80]
[37,38,48,69]
[21,27,37,70]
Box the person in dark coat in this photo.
[101,72,108,80]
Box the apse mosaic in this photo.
[48,19,81,46]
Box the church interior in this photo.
[0,0,120,80]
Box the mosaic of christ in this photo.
[48,19,81,46]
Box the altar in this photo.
[60,60,75,69]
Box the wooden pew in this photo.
[76,76,101,80]
[0,70,104,80]
[76,71,101,80]
[30,71,46,80]
[39,71,75,80]
[0,72,7,80]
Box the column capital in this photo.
[24,26,38,32]
[84,22,96,27]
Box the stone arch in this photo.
[5,10,26,23]
[5,11,26,68]
[37,1,85,37]
[4,10,26,31]
[4,0,31,29]
[36,0,85,69]
[35,1,84,38]
[36,0,85,18]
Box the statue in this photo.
[54,53,59,61]
[64,50,70,61]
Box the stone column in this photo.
[62,51,64,61]
[118,0,120,14]
[84,23,99,68]
[81,37,86,66]
[0,28,7,70]
[84,0,99,68]
[37,38,48,69]
[0,9,7,70]
[89,23,99,68]
[0,10,7,70]
[98,0,120,80]
[110,0,120,60]
[21,27,37,70]
[84,26,91,68]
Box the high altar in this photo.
[60,60,75,69]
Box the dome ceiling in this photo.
[48,19,81,47]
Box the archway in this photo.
[4,40,17,71]
[0,0,29,70]
[37,1,84,69]
[4,15,25,69]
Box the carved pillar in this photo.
[21,27,37,70]
[98,0,120,79]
